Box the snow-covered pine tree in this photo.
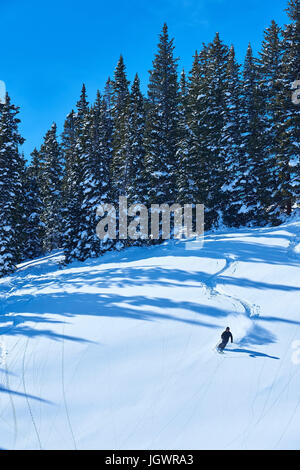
[62,84,93,262]
[93,90,113,205]
[103,77,114,137]
[39,123,63,252]
[102,77,114,198]
[203,33,230,227]
[77,91,115,260]
[76,83,89,134]
[23,148,44,259]
[0,93,25,276]
[94,90,114,251]
[177,69,196,205]
[77,102,101,260]
[126,74,146,205]
[144,23,180,207]
[221,45,243,226]
[61,110,83,263]
[235,44,268,226]
[181,49,210,212]
[257,20,283,223]
[110,56,130,200]
[186,35,229,229]
[12,151,28,263]
[275,0,300,215]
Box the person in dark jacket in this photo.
[218,327,233,351]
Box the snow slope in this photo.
[0,218,299,450]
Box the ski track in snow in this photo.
[205,252,261,320]
[0,278,21,449]
[0,266,48,449]
[61,323,77,450]
[22,332,42,450]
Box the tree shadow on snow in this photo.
[239,323,277,346]
[1,223,298,350]
[0,384,53,403]
[226,348,280,360]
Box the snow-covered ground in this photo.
[0,218,299,450]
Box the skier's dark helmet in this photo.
[226,327,230,331]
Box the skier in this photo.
[217,327,233,352]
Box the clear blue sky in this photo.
[0,0,289,159]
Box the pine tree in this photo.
[23,148,44,259]
[185,35,230,229]
[77,91,114,260]
[275,0,300,215]
[144,23,180,206]
[61,110,84,263]
[76,83,89,133]
[127,74,146,204]
[233,44,268,226]
[110,56,130,199]
[177,69,195,204]
[221,45,243,226]
[203,33,229,227]
[257,20,283,223]
[93,90,113,204]
[102,77,114,196]
[13,151,29,263]
[39,123,63,252]
[62,85,93,262]
[93,89,114,250]
[181,48,211,214]
[0,93,25,275]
